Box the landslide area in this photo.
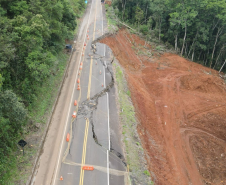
[100,29,226,185]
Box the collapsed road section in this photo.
[59,40,130,185]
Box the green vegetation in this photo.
[0,0,86,183]
[144,170,151,177]
[155,45,164,51]
[14,53,68,184]
[111,0,226,71]
[126,90,131,97]
[105,4,119,33]
[113,62,153,184]
[28,53,67,123]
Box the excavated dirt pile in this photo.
[100,29,226,185]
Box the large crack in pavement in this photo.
[74,47,127,167]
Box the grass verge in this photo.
[112,61,153,185]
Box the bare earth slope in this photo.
[101,29,226,185]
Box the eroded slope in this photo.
[100,29,226,185]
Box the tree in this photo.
[113,0,226,71]
[0,0,85,182]
[135,6,144,30]
[169,1,198,56]
[0,90,27,183]
[25,50,54,83]
[150,0,166,41]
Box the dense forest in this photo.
[0,0,85,183]
[112,0,226,71]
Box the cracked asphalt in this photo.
[30,0,126,185]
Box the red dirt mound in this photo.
[101,29,226,185]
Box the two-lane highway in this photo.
[31,0,127,184]
[53,0,126,184]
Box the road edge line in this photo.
[101,3,110,185]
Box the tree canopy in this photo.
[0,0,85,183]
[112,0,226,71]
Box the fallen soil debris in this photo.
[100,29,226,185]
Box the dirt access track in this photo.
[100,29,226,185]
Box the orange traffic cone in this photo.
[84,43,86,46]
[77,79,80,84]
[79,66,82,70]
[102,83,104,87]
[87,37,89,40]
[60,176,63,180]
[100,70,101,75]
[74,100,77,106]
[80,62,83,66]
[66,133,70,142]
[77,85,80,90]
[96,62,97,65]
[82,53,84,56]
[87,30,89,33]
[78,72,80,76]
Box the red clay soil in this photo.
[100,29,226,185]
[104,1,112,6]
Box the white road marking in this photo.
[107,92,110,151]
[101,3,110,185]
[52,0,94,184]
[103,65,106,88]
[101,2,104,34]
[107,150,109,184]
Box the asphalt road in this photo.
[31,0,126,185]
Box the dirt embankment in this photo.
[100,29,226,185]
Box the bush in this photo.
[144,170,150,176]
[140,25,149,35]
